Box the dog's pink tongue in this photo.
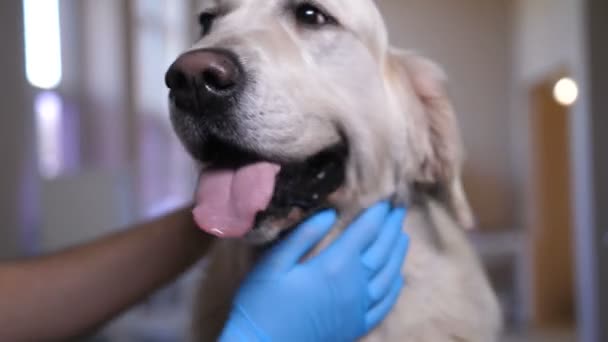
[193,162,281,238]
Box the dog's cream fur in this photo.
[175,0,502,340]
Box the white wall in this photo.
[377,0,514,229]
[514,0,583,81]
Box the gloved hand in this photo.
[220,202,410,342]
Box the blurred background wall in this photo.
[0,1,37,259]
[0,0,605,341]
[380,0,514,230]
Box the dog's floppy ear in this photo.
[387,49,475,229]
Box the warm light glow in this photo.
[553,77,579,106]
[23,0,63,89]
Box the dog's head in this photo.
[166,0,474,244]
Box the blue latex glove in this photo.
[220,202,409,341]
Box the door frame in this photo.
[527,70,577,328]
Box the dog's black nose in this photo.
[165,49,242,111]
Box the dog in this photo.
[165,0,502,340]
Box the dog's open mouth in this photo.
[192,136,347,239]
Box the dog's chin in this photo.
[244,227,280,245]
[191,135,348,246]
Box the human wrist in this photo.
[170,206,213,260]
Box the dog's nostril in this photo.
[202,64,237,92]
[165,67,189,91]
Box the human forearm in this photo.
[0,206,212,341]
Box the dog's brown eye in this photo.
[198,12,217,36]
[294,3,334,27]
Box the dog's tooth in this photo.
[317,171,326,180]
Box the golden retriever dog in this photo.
[165,0,502,340]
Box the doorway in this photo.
[528,73,577,329]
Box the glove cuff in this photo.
[220,305,272,342]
